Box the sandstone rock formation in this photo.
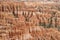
[0,2,60,40]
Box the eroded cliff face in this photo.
[0,2,60,27]
[0,2,60,40]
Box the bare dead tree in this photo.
[48,11,56,28]
[54,13,57,28]
[42,17,46,27]
[22,11,33,22]
[2,5,4,12]
[36,13,46,27]
[12,5,18,18]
